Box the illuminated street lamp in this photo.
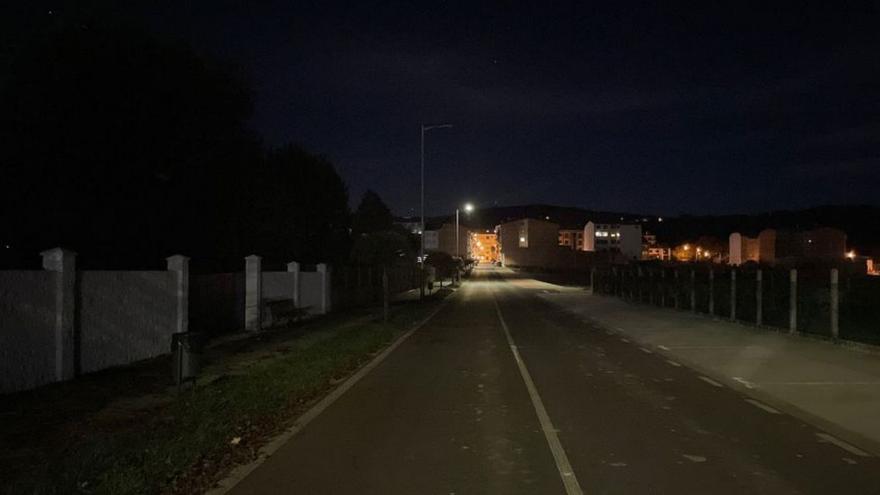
[456,202,474,258]
[420,123,453,300]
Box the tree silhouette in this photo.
[352,190,393,235]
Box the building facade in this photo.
[423,223,472,258]
[471,232,498,262]
[583,221,643,260]
[558,229,584,250]
[729,228,847,265]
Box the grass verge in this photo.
[4,290,450,495]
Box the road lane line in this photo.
[732,377,756,389]
[816,433,871,457]
[657,345,670,351]
[639,347,653,354]
[698,376,724,388]
[620,338,631,343]
[493,295,584,495]
[666,360,682,367]
[744,399,780,414]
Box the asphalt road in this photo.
[228,266,880,494]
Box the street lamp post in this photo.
[420,123,452,300]
[456,202,474,259]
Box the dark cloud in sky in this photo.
[85,2,880,215]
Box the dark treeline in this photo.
[0,7,351,271]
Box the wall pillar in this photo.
[287,261,301,308]
[317,263,332,314]
[789,268,798,334]
[245,255,262,331]
[166,255,190,334]
[830,268,839,340]
[41,248,77,382]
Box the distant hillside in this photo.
[420,204,652,231]
[398,204,880,256]
[651,205,880,256]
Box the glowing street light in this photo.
[456,202,474,258]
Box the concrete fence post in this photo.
[674,269,680,309]
[830,268,839,340]
[708,269,715,317]
[637,266,643,303]
[41,248,77,381]
[756,269,763,327]
[730,269,737,321]
[286,261,301,308]
[661,269,666,307]
[690,269,696,312]
[590,267,595,294]
[317,263,332,314]
[789,269,798,333]
[245,255,262,331]
[166,255,190,334]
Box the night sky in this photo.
[145,3,878,216]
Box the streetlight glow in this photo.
[464,203,474,213]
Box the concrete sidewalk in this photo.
[540,291,880,456]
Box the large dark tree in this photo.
[350,190,412,266]
[351,190,393,235]
[0,12,258,268]
[245,145,351,265]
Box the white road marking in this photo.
[698,376,724,388]
[744,399,780,414]
[815,433,871,457]
[657,345,670,351]
[760,381,880,386]
[620,338,631,343]
[664,345,747,350]
[732,377,756,389]
[493,295,584,495]
[639,347,653,354]
[666,360,682,367]
[682,454,707,463]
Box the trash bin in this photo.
[171,331,203,386]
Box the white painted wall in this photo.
[78,271,177,373]
[0,271,57,393]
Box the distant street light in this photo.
[420,123,453,300]
[456,202,474,259]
